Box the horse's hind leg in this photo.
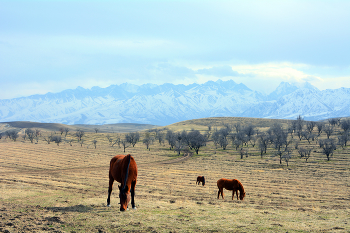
[107,177,114,207]
[131,180,136,209]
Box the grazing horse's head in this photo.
[239,191,246,200]
[119,185,131,211]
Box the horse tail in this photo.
[122,154,131,192]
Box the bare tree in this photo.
[92,139,97,149]
[243,124,255,143]
[5,130,19,141]
[219,134,229,150]
[324,125,334,139]
[66,138,73,146]
[64,128,70,137]
[233,123,241,133]
[43,134,53,144]
[174,140,185,155]
[207,125,212,132]
[75,129,85,141]
[59,128,65,135]
[155,131,164,145]
[25,128,36,143]
[51,135,62,146]
[298,147,312,162]
[166,130,176,150]
[239,148,248,159]
[187,130,207,154]
[258,133,269,158]
[319,139,336,161]
[340,119,350,133]
[121,139,129,153]
[211,130,220,149]
[316,122,324,137]
[106,135,113,145]
[328,118,340,127]
[306,121,316,133]
[282,148,292,166]
[296,115,304,132]
[143,132,154,150]
[301,131,316,144]
[126,132,140,147]
[338,131,350,148]
[94,128,99,133]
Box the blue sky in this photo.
[1,0,349,99]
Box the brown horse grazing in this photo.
[217,178,245,200]
[196,176,205,186]
[107,154,138,211]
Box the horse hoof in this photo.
[132,207,137,210]
[107,204,111,207]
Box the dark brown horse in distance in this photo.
[196,176,205,186]
[107,154,138,211]
[217,178,245,200]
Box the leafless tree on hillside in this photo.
[298,147,312,162]
[306,121,316,133]
[64,128,69,137]
[316,122,324,137]
[76,129,85,141]
[324,125,334,139]
[121,139,129,153]
[187,130,207,154]
[340,119,350,133]
[25,128,36,143]
[338,132,350,148]
[5,130,19,141]
[126,132,140,147]
[51,135,62,146]
[319,139,336,161]
[59,128,65,135]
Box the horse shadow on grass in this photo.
[46,204,93,213]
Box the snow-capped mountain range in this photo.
[0,80,349,126]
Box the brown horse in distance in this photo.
[107,154,138,211]
[196,176,205,186]
[217,178,245,200]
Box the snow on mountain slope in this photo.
[0,80,349,125]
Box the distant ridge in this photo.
[0,80,349,125]
[1,121,158,133]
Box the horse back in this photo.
[217,178,241,190]
[109,154,138,185]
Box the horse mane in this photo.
[122,154,131,192]
[237,180,245,199]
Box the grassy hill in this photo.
[0,116,349,232]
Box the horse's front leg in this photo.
[131,180,136,209]
[235,190,239,200]
[107,178,114,207]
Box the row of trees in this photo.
[1,117,349,164]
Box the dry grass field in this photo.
[0,117,349,232]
